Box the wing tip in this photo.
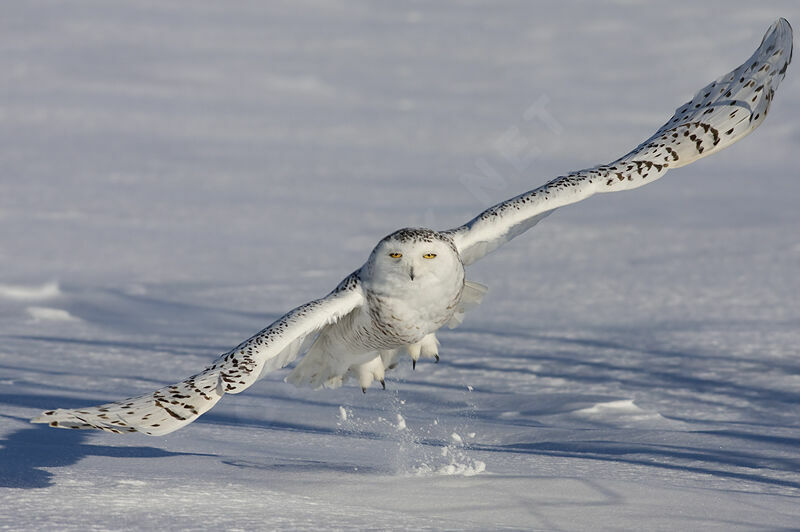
[30,409,113,431]
[773,17,792,34]
[31,408,61,424]
[30,414,48,425]
[765,18,793,53]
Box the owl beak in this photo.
[408,267,415,281]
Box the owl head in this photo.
[362,228,463,290]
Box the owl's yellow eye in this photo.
[422,253,437,259]
[389,252,403,259]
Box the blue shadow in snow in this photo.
[471,439,800,492]
[0,392,214,490]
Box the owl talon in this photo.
[412,359,416,370]
[361,387,366,394]
[380,380,386,390]
[434,354,440,363]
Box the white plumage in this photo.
[33,19,792,436]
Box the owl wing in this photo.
[448,18,792,266]
[31,273,365,435]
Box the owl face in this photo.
[363,228,463,291]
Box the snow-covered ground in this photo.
[2,1,799,530]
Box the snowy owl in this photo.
[33,19,792,436]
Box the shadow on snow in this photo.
[0,393,212,490]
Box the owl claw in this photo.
[380,380,386,390]
[412,359,416,370]
[434,354,440,363]
[361,387,367,394]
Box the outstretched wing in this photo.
[449,18,793,266]
[31,274,364,435]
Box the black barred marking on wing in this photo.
[208,272,363,393]
[449,19,791,267]
[334,271,361,293]
[32,273,364,435]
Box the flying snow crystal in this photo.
[32,19,793,436]
[419,441,487,477]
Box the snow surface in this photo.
[2,1,800,530]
